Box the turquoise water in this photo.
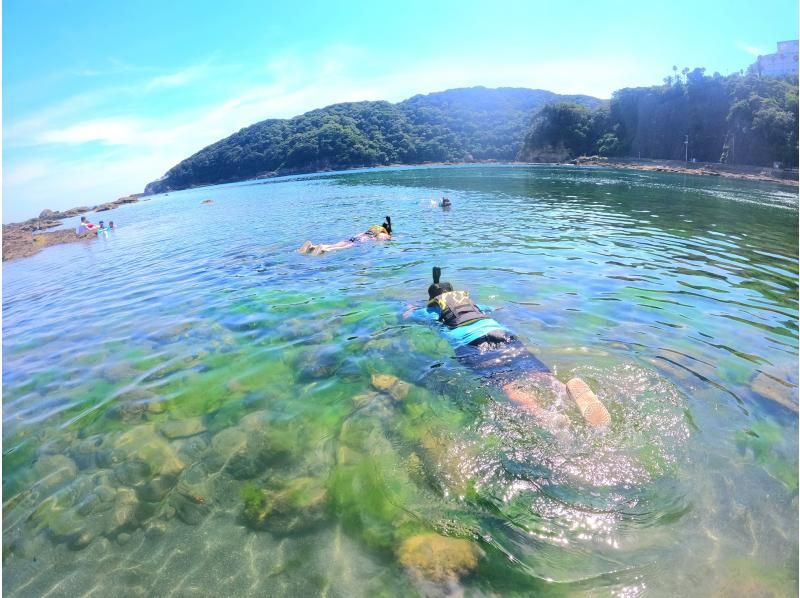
[3,165,798,596]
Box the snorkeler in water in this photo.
[410,266,611,429]
[298,217,392,256]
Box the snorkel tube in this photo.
[428,266,453,300]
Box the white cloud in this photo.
[3,160,51,187]
[4,46,654,222]
[39,118,141,145]
[736,42,768,57]
[144,63,210,91]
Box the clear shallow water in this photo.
[3,165,797,596]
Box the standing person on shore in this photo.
[298,217,392,256]
[76,216,96,235]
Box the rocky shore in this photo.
[2,194,142,262]
[570,156,799,186]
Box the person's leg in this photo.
[566,378,611,428]
[300,240,357,255]
[457,336,568,429]
[502,373,569,429]
[312,240,355,255]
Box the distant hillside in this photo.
[519,69,799,167]
[144,87,604,194]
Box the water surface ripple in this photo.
[3,165,797,596]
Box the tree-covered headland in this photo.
[145,73,797,194]
[519,68,798,168]
[144,87,602,193]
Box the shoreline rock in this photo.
[3,193,142,262]
[570,156,798,186]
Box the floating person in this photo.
[441,197,452,208]
[299,216,392,256]
[409,266,611,429]
[76,216,97,235]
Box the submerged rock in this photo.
[242,476,328,534]
[145,520,167,538]
[70,435,114,470]
[171,493,210,525]
[296,347,344,382]
[371,373,412,402]
[751,372,798,413]
[114,460,153,488]
[105,488,140,536]
[106,401,148,424]
[113,424,185,479]
[207,425,290,479]
[31,455,78,494]
[136,474,178,502]
[172,435,209,463]
[158,417,207,439]
[36,434,73,457]
[396,533,479,582]
[371,373,398,392]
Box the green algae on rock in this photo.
[397,533,480,582]
[241,476,328,534]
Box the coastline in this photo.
[568,156,799,187]
[2,194,142,262]
[4,158,796,263]
[157,157,800,195]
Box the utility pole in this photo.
[684,135,689,162]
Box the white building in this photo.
[753,40,799,77]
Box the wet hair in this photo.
[383,216,392,234]
[427,266,453,299]
[80,216,87,222]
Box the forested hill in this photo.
[144,87,603,194]
[519,69,799,167]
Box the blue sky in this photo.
[3,0,798,222]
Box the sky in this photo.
[3,0,798,223]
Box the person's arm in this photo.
[403,304,439,322]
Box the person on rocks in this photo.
[408,266,611,430]
[298,216,392,256]
[76,216,97,235]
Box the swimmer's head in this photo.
[428,266,453,299]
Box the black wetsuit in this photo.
[425,290,549,387]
